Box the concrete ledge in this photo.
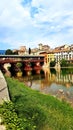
[0,70,10,104]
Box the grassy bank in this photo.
[0,77,73,130]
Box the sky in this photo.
[0,0,73,50]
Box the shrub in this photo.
[50,60,56,67]
[0,101,36,130]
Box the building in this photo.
[44,52,55,66]
[31,43,50,55]
[53,44,73,63]
[40,51,55,67]
[38,43,50,51]
[47,52,55,65]
[18,46,27,55]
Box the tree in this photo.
[28,48,31,54]
[60,59,68,67]
[5,49,13,55]
[50,60,56,67]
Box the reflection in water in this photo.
[43,68,73,86]
[41,68,73,106]
[9,68,73,106]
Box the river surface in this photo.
[9,67,73,106]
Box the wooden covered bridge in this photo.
[0,55,44,71]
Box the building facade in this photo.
[53,45,73,63]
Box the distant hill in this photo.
[0,50,6,55]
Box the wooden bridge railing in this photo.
[0,59,44,64]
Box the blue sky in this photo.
[0,0,73,49]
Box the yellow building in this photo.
[44,52,55,66]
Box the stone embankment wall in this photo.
[0,70,10,104]
[0,70,10,130]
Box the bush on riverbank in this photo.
[1,77,73,130]
[0,101,32,130]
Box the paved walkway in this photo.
[0,70,10,130]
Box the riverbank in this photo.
[1,76,73,130]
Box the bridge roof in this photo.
[0,55,44,58]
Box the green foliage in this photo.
[61,68,73,76]
[50,68,56,75]
[5,77,73,130]
[16,62,22,72]
[50,60,56,67]
[61,68,68,75]
[5,49,13,55]
[0,101,36,130]
[16,62,22,68]
[60,59,68,67]
[5,49,18,55]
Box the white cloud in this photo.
[0,0,73,49]
[0,0,31,28]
